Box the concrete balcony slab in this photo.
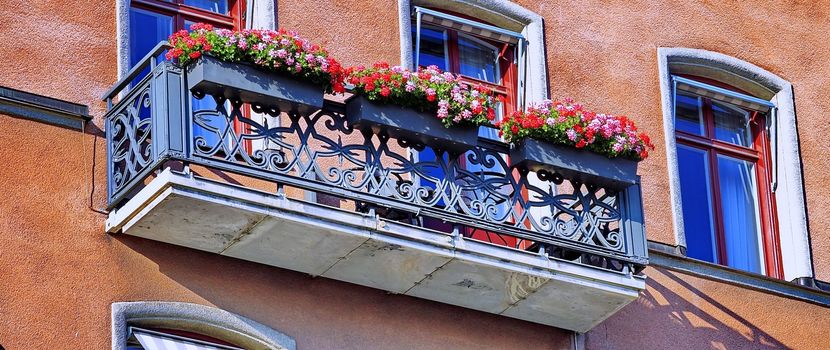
[107,169,645,332]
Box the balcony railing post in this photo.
[105,114,114,206]
[151,63,188,162]
[621,179,648,266]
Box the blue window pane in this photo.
[417,148,450,207]
[717,155,764,274]
[191,97,229,152]
[458,33,499,84]
[677,145,718,263]
[713,101,754,147]
[129,8,173,85]
[183,0,229,14]
[412,27,448,70]
[674,92,704,136]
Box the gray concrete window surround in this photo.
[114,0,277,79]
[397,0,548,103]
[657,47,812,281]
[111,301,295,350]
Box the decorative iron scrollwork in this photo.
[108,85,153,198]
[191,94,625,253]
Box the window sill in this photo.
[647,240,830,307]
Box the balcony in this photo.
[103,44,647,333]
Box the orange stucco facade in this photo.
[1,0,829,349]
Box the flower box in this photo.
[345,95,479,153]
[185,56,324,114]
[510,138,638,189]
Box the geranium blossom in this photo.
[496,99,655,161]
[346,62,497,127]
[167,23,346,94]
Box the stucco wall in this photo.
[0,114,572,349]
[507,0,830,280]
[587,266,830,349]
[1,0,830,349]
[274,0,830,280]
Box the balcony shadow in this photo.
[589,268,789,350]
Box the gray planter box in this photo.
[345,95,478,153]
[185,56,324,114]
[510,138,638,189]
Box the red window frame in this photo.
[675,75,784,278]
[131,0,245,30]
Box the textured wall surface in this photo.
[0,112,572,349]
[507,0,830,278]
[1,0,830,349]
[588,266,830,349]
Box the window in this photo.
[412,6,520,137]
[127,327,243,350]
[112,301,296,350]
[128,0,245,148]
[128,0,243,80]
[410,7,523,247]
[673,75,783,277]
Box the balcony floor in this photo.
[107,169,645,333]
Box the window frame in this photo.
[411,9,528,249]
[131,0,244,29]
[412,10,519,117]
[674,75,784,278]
[112,301,296,350]
[127,327,244,350]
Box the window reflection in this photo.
[183,0,229,14]
[713,101,754,147]
[675,92,704,136]
[717,155,764,274]
[129,8,173,86]
[677,145,718,263]
[412,26,449,70]
[458,33,499,84]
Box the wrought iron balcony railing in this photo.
[104,43,648,274]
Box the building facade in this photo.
[1,0,830,349]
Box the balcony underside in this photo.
[107,169,644,332]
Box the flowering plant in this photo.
[166,23,346,94]
[497,99,655,161]
[346,63,497,127]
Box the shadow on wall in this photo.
[115,235,574,350]
[587,268,788,350]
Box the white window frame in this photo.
[657,47,812,281]
[112,301,295,350]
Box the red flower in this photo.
[575,139,587,148]
[511,125,519,134]
[426,94,436,102]
[486,108,495,120]
[380,86,391,97]
[189,51,202,59]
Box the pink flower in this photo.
[566,129,577,141]
[545,118,556,127]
